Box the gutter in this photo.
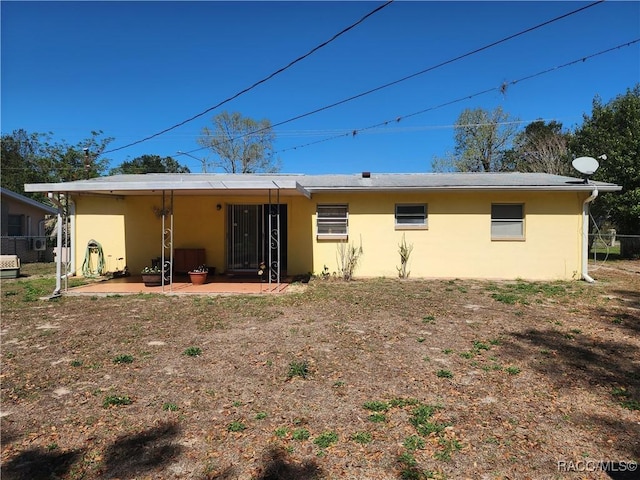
[581,186,599,283]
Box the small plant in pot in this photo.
[141,265,163,286]
[188,264,208,285]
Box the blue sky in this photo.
[2,1,639,175]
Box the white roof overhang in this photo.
[24,176,311,198]
[24,173,622,198]
[302,184,623,193]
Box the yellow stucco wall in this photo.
[73,196,127,274]
[309,191,587,280]
[73,190,587,280]
[73,194,314,276]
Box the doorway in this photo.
[226,204,287,274]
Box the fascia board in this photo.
[302,185,623,193]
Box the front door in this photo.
[227,204,287,273]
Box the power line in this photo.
[104,1,394,155]
[178,0,605,158]
[273,39,640,155]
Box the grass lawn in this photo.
[1,261,639,479]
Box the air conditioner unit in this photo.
[32,237,47,251]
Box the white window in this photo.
[395,204,428,229]
[491,204,524,240]
[317,205,348,239]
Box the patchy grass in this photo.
[227,421,246,432]
[112,354,134,364]
[313,431,338,449]
[102,395,132,408]
[287,360,310,379]
[182,346,202,357]
[162,402,179,412]
[1,261,638,479]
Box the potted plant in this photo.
[141,265,163,286]
[188,265,208,285]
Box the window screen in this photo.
[395,204,427,227]
[317,205,348,236]
[491,204,524,239]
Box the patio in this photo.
[63,273,293,296]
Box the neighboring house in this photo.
[24,172,621,282]
[1,187,57,263]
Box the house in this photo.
[24,172,621,285]
[1,187,57,263]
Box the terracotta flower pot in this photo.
[189,271,208,285]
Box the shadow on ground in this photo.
[595,295,640,336]
[255,447,323,480]
[103,421,182,478]
[204,447,324,480]
[2,423,325,480]
[1,422,181,480]
[503,327,639,389]
[0,447,85,480]
[500,327,640,459]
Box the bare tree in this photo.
[510,120,572,175]
[197,111,279,173]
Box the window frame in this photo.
[491,203,525,241]
[395,204,428,230]
[316,204,348,240]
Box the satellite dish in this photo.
[572,156,599,176]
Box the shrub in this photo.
[396,234,414,279]
[337,238,363,281]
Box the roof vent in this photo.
[362,171,371,178]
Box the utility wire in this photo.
[104,1,394,154]
[273,39,640,155]
[177,0,605,158]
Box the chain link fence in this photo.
[589,232,640,262]
[0,236,54,263]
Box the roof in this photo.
[23,172,622,197]
[1,187,58,214]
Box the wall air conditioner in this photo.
[32,237,47,251]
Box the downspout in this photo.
[48,192,64,298]
[582,186,598,283]
[69,198,77,275]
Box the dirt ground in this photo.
[1,261,639,479]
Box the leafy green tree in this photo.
[432,107,519,172]
[1,129,113,196]
[570,85,640,249]
[1,129,51,195]
[47,131,113,182]
[197,111,280,173]
[109,154,190,175]
[506,120,572,175]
